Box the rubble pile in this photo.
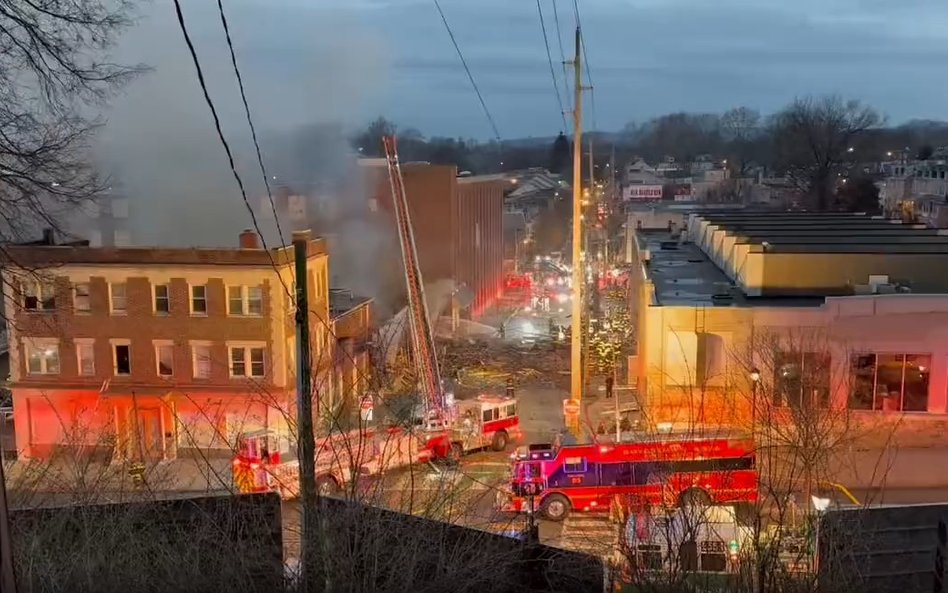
[439,337,570,392]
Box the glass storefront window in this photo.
[848,354,931,412]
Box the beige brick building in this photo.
[2,230,371,460]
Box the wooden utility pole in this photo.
[293,230,319,588]
[569,25,584,423]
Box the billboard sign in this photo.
[624,185,663,202]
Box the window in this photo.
[563,457,586,473]
[192,344,212,379]
[110,283,127,314]
[76,342,95,376]
[156,343,174,377]
[25,341,59,374]
[228,286,263,316]
[230,346,265,378]
[23,282,56,311]
[774,351,830,408]
[74,283,91,313]
[154,284,170,314]
[482,408,499,423]
[191,285,207,315]
[849,353,931,412]
[113,343,131,375]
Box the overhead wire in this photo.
[536,0,568,132]
[550,0,572,121]
[215,0,287,252]
[432,0,502,144]
[170,0,293,303]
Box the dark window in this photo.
[599,462,634,486]
[155,285,170,314]
[114,344,131,375]
[669,457,754,474]
[774,351,830,408]
[849,353,931,412]
[563,457,586,473]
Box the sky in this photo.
[87,0,948,249]
[102,0,948,142]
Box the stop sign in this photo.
[562,399,581,415]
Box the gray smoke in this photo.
[93,1,388,249]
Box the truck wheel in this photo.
[316,475,340,497]
[540,494,571,521]
[491,430,509,451]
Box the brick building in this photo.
[2,229,371,460]
[360,160,505,318]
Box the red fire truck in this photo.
[425,394,521,461]
[233,394,520,497]
[499,437,758,521]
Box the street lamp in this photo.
[749,368,761,440]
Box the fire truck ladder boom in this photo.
[382,136,444,418]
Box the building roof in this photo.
[640,229,824,307]
[0,235,327,268]
[329,288,372,319]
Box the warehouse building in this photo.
[630,212,948,433]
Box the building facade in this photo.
[360,160,505,319]
[2,230,369,460]
[629,212,948,431]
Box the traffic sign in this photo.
[563,399,581,416]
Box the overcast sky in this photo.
[88,0,948,247]
[104,0,948,141]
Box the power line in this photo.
[170,0,292,301]
[536,0,568,132]
[432,0,502,143]
[215,0,287,252]
[550,0,572,118]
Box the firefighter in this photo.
[505,377,515,398]
[606,374,615,399]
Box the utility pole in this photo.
[569,25,584,429]
[293,230,318,589]
[0,454,16,593]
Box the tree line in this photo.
[355,96,948,212]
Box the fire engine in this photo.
[233,135,521,497]
[499,437,757,521]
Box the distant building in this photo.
[630,212,948,431]
[360,160,504,319]
[1,230,370,459]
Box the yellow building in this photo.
[630,212,948,430]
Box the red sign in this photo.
[360,395,374,411]
[563,399,581,415]
[624,185,663,202]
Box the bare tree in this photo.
[721,107,762,177]
[0,0,142,242]
[769,96,883,211]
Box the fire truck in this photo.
[498,437,758,521]
[233,135,520,497]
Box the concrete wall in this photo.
[636,294,948,429]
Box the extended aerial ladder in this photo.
[382,136,446,426]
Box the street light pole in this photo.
[750,368,761,442]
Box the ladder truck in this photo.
[231,137,521,497]
[382,135,521,461]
